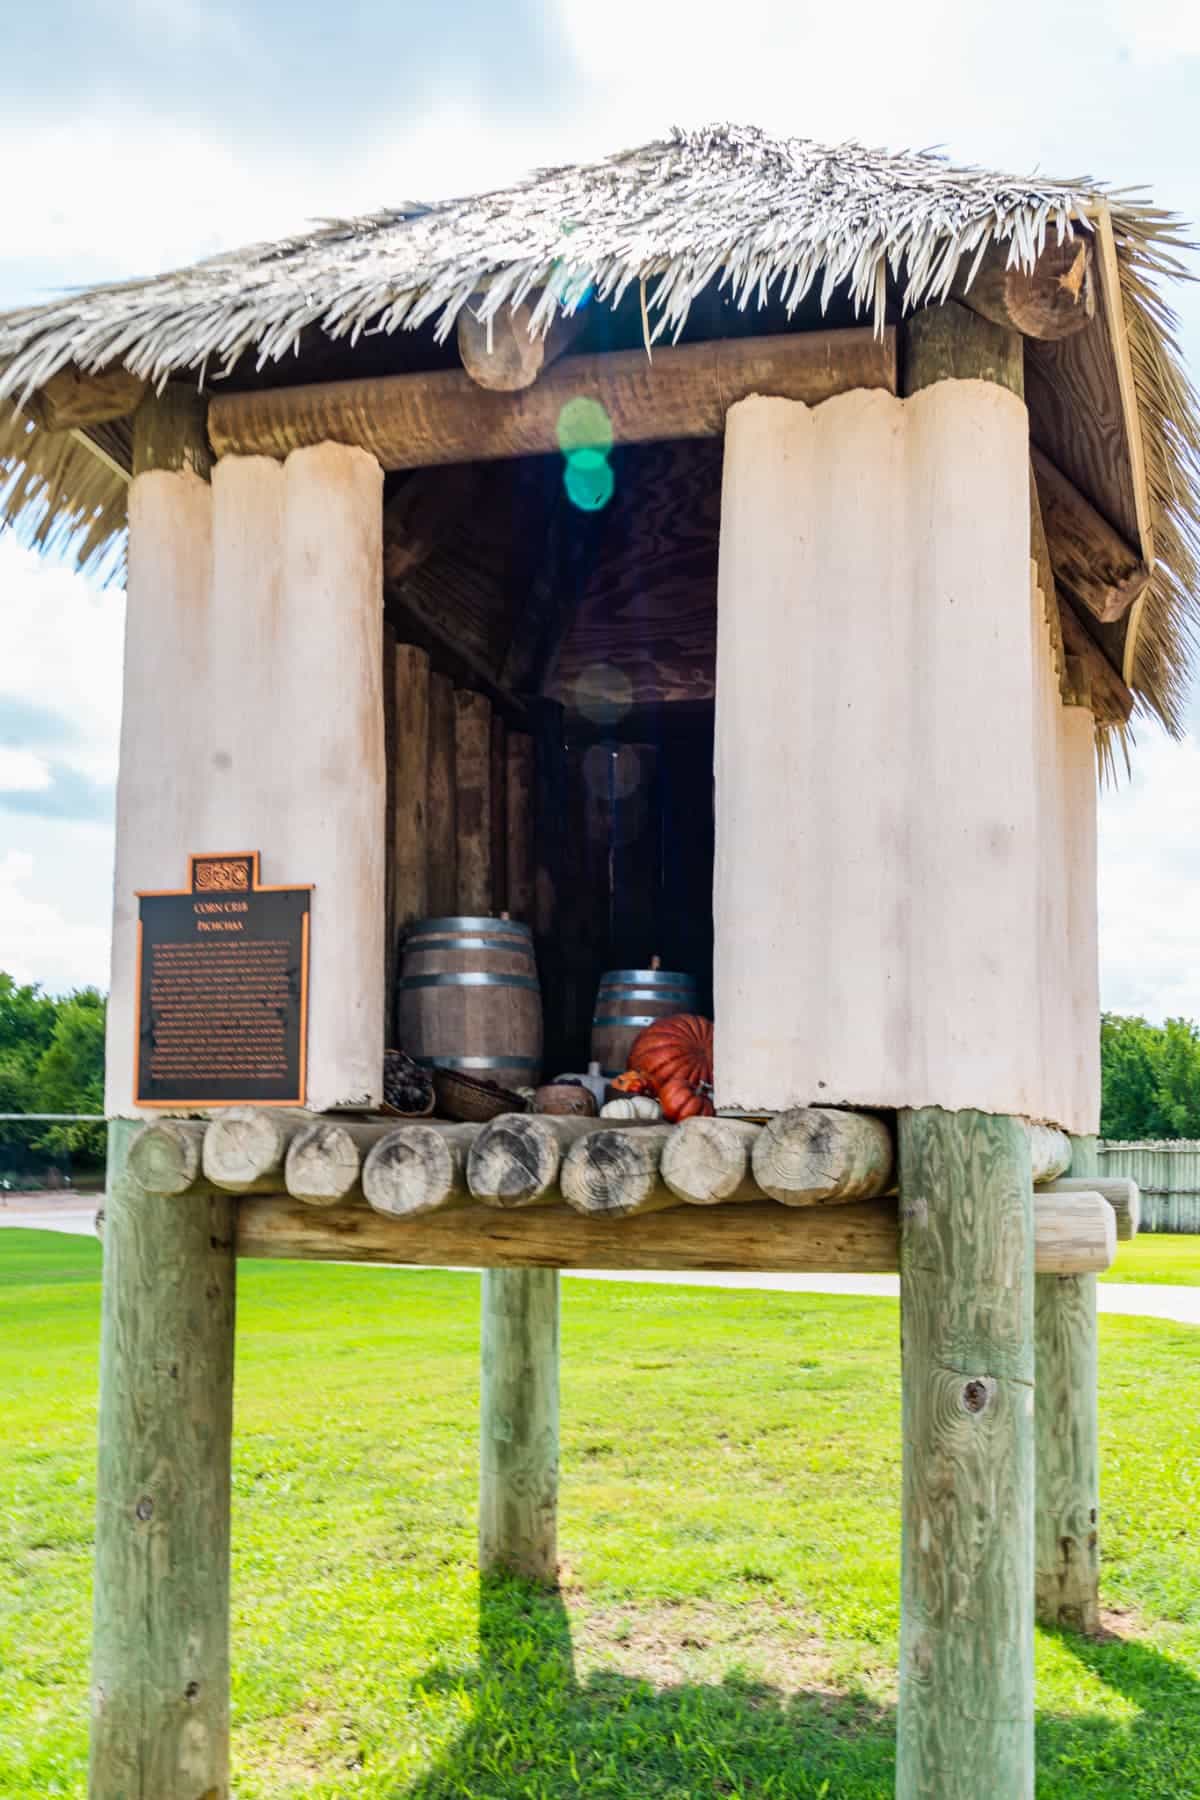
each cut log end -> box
[127,1119,206,1196]
[202,1106,299,1192]
[284,1121,362,1207]
[661,1116,761,1205]
[560,1125,676,1218]
[752,1107,895,1207]
[954,236,1096,341]
[363,1124,468,1219]
[469,1113,561,1207]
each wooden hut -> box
[2,124,1196,1799]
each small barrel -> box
[397,916,543,1092]
[590,967,697,1077]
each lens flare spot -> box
[557,396,614,457]
[563,448,614,512]
[575,662,632,727]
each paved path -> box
[5,1197,1199,1327]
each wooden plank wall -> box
[386,639,535,1045]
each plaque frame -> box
[134,851,312,1108]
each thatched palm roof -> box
[1,123,1197,733]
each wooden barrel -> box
[590,967,697,1077]
[397,917,543,1092]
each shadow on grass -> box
[400,1578,1200,1799]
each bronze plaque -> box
[135,853,311,1107]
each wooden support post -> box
[1035,1133,1101,1634]
[490,714,508,915]
[454,690,492,914]
[479,1269,560,1585]
[505,731,535,923]
[393,642,431,940]
[426,672,458,916]
[90,1119,235,1799]
[897,1108,1035,1797]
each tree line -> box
[1099,1011,1200,1141]
[0,972,106,1171]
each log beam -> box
[235,1188,1117,1276]
[1032,446,1150,627]
[90,1119,234,1798]
[362,1122,476,1218]
[458,298,587,392]
[897,1107,1035,1796]
[953,236,1095,341]
[25,363,147,432]
[207,329,898,469]
[1039,1174,1139,1242]
[752,1107,894,1206]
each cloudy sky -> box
[2,0,1199,1014]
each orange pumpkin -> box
[628,1014,714,1122]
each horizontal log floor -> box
[117,1109,1126,1275]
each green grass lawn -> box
[1105,1232,1200,1285]
[2,1230,1199,1798]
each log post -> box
[90,1118,236,1798]
[897,1107,1035,1796]
[479,1269,560,1584]
[426,672,458,915]
[1035,1133,1101,1634]
[454,690,493,914]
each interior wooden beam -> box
[382,464,485,587]
[1032,445,1150,626]
[24,363,147,432]
[208,328,898,469]
[1058,601,1134,724]
[953,236,1095,341]
[457,298,588,391]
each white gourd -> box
[599,1095,662,1121]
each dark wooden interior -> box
[383,430,721,1074]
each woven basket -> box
[433,1067,530,1123]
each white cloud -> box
[0,749,51,793]
[0,846,111,994]
[0,539,124,786]
[1098,729,1200,1022]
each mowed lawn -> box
[2,1232,1199,1799]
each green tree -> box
[34,989,107,1162]
[1099,1012,1165,1139]
[1153,1016,1200,1138]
